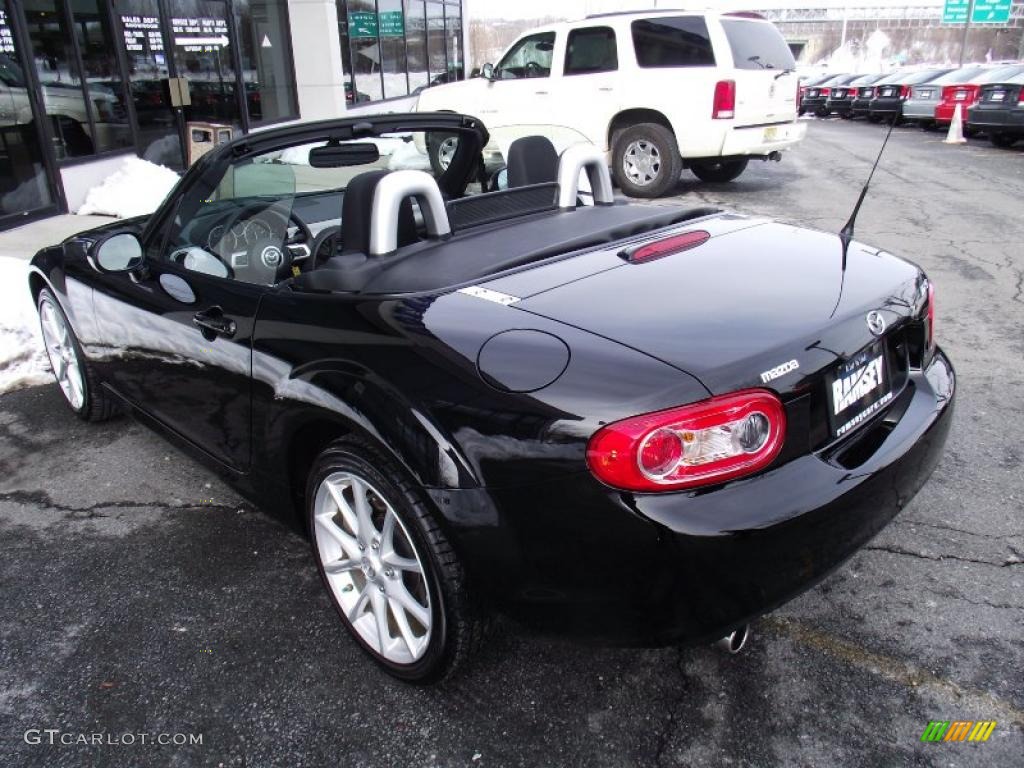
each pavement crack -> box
[652,645,688,768]
[0,488,238,516]
[864,543,1005,568]
[895,517,1024,540]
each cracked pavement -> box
[1,120,1023,766]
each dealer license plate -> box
[764,126,779,141]
[991,91,1005,101]
[827,340,893,439]
[919,89,932,99]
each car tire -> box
[427,131,459,176]
[36,288,120,422]
[990,132,1017,148]
[921,121,938,132]
[689,158,749,184]
[611,122,682,199]
[306,437,485,684]
[867,115,883,124]
[815,106,829,118]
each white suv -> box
[415,10,805,197]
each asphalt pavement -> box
[1,120,1022,767]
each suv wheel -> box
[689,158,749,184]
[307,437,484,683]
[37,288,119,421]
[612,123,682,199]
[427,132,459,175]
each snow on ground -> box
[0,257,51,395]
[77,157,180,219]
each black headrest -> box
[340,170,418,255]
[507,136,559,188]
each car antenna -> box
[839,113,898,260]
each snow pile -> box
[0,257,51,395]
[77,157,180,219]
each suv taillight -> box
[713,80,736,119]
[586,390,786,492]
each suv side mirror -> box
[90,231,143,273]
[481,62,494,81]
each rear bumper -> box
[870,98,903,116]
[828,100,855,114]
[442,350,956,645]
[966,107,1024,132]
[851,99,872,116]
[720,121,806,157]
[902,101,938,120]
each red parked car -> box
[934,64,1024,128]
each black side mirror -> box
[89,231,144,274]
[481,63,494,81]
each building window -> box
[337,0,462,104]
[234,0,299,124]
[23,0,133,160]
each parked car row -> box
[799,63,1024,148]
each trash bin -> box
[187,122,234,166]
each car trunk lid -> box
[511,221,924,400]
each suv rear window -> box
[721,18,795,71]
[631,17,715,68]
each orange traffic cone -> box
[944,104,967,144]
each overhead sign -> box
[349,10,405,38]
[942,0,1012,24]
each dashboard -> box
[205,216,280,255]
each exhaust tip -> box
[768,151,782,162]
[715,624,750,654]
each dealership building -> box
[1,0,1021,230]
[0,0,465,229]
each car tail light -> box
[900,85,912,99]
[713,80,736,119]
[622,231,710,264]
[1018,90,1024,105]
[586,390,786,492]
[821,87,831,97]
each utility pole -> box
[958,0,975,67]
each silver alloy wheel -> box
[313,471,432,664]
[437,136,458,171]
[622,139,662,187]
[38,297,85,411]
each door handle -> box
[535,90,549,95]
[598,87,614,92]
[193,307,236,338]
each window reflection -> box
[73,0,132,152]
[0,3,56,218]
[405,0,427,93]
[234,0,298,124]
[378,0,407,99]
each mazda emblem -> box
[866,311,886,336]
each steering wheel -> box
[215,202,314,284]
[524,60,544,78]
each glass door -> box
[168,0,242,133]
[116,0,185,169]
[0,0,61,225]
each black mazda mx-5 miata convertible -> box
[28,113,954,682]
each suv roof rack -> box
[584,8,687,19]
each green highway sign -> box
[942,0,1012,24]
[379,10,404,37]
[349,10,405,39]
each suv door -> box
[717,16,798,125]
[559,25,621,149]
[480,31,559,128]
